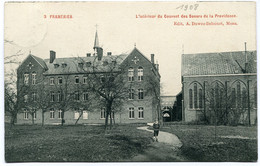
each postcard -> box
[4,1,257,163]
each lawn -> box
[5,124,152,162]
[161,124,258,162]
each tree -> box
[76,55,130,129]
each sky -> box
[4,1,256,95]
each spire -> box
[93,25,100,49]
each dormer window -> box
[86,61,91,67]
[78,62,84,68]
[112,60,116,65]
[62,62,67,68]
[103,61,108,66]
[54,64,59,68]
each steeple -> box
[93,30,100,50]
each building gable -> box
[17,54,47,74]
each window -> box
[128,68,134,82]
[254,86,257,108]
[51,91,55,102]
[57,91,62,102]
[75,76,79,84]
[83,77,87,84]
[33,109,36,119]
[83,111,88,119]
[129,107,135,119]
[194,83,198,108]
[100,75,105,83]
[75,91,80,101]
[138,107,144,119]
[83,92,88,101]
[101,108,106,119]
[58,110,62,119]
[32,73,36,85]
[138,89,144,99]
[74,111,80,119]
[24,110,29,119]
[24,74,29,85]
[129,89,134,100]
[50,77,54,85]
[199,89,203,108]
[138,67,143,81]
[189,89,193,109]
[32,92,36,101]
[58,77,62,84]
[236,82,241,108]
[50,109,55,119]
[24,95,28,103]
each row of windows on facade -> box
[23,67,144,85]
[23,89,144,102]
[23,107,145,120]
[189,82,257,109]
[128,67,144,82]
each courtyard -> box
[5,123,257,162]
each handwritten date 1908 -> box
[176,4,199,11]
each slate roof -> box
[31,55,48,69]
[43,54,128,75]
[182,51,257,76]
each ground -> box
[161,124,258,162]
[5,123,258,162]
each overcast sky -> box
[4,1,256,95]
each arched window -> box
[128,68,134,82]
[199,89,203,108]
[32,72,36,85]
[194,83,198,108]
[254,85,257,108]
[137,67,143,81]
[231,80,247,109]
[189,89,193,109]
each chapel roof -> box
[182,50,257,76]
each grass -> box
[5,124,152,162]
[161,124,258,162]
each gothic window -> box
[138,89,144,99]
[129,89,134,100]
[254,85,257,108]
[138,107,144,119]
[33,110,36,119]
[24,73,29,85]
[32,72,36,85]
[129,107,135,119]
[138,67,143,81]
[231,80,247,109]
[189,89,193,109]
[194,83,198,108]
[199,89,203,108]
[128,68,134,82]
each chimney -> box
[151,54,154,64]
[107,52,112,56]
[50,50,56,63]
[86,53,91,57]
[97,47,103,61]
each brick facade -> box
[16,48,160,125]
